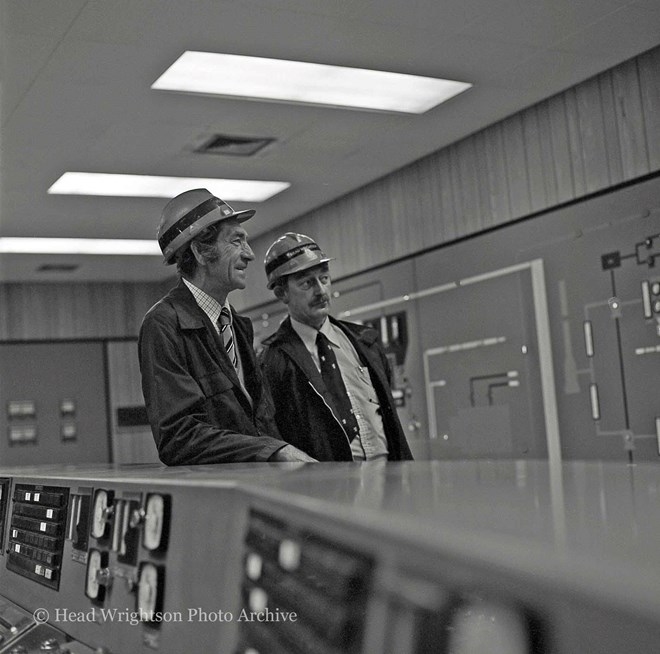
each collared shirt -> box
[290,317,388,461]
[182,278,249,396]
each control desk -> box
[0,460,659,653]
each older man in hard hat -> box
[260,233,413,462]
[138,190,316,465]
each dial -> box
[143,494,170,552]
[85,548,108,601]
[91,489,113,540]
[137,562,164,622]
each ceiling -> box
[1,0,659,283]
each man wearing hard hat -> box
[138,190,316,465]
[260,233,413,462]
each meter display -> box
[137,562,165,622]
[91,489,113,540]
[143,493,171,552]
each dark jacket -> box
[260,316,413,462]
[138,280,285,465]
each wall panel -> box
[483,122,512,224]
[106,340,160,465]
[612,58,650,180]
[638,47,660,171]
[575,77,610,193]
[0,342,109,466]
[0,281,171,341]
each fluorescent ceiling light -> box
[152,52,471,114]
[48,173,290,201]
[0,238,162,256]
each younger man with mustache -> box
[260,233,413,462]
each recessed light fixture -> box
[152,52,471,114]
[47,173,290,201]
[0,238,161,256]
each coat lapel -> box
[232,312,260,405]
[274,318,348,418]
[332,317,391,393]
[171,281,253,408]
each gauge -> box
[85,548,108,601]
[143,494,171,552]
[91,489,114,540]
[137,562,165,622]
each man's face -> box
[281,263,331,330]
[205,219,255,295]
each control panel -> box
[1,462,660,654]
[7,484,69,590]
[238,509,374,654]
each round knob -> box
[129,507,146,529]
[96,567,112,587]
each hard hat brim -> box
[266,255,334,288]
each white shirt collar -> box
[290,316,338,351]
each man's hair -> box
[271,277,288,299]
[175,222,223,277]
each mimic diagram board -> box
[536,215,660,460]
[273,175,660,462]
[414,263,549,460]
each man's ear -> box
[274,284,289,304]
[190,241,206,266]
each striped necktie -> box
[219,307,238,369]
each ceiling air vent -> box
[195,134,275,157]
[37,264,79,273]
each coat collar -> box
[267,316,326,389]
[165,279,209,329]
[264,315,385,389]
[166,279,243,331]
[265,314,378,349]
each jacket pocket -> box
[198,370,234,397]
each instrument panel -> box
[1,461,660,653]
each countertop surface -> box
[2,459,659,615]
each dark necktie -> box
[316,331,360,441]
[219,307,238,369]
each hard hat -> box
[264,233,333,289]
[157,188,255,264]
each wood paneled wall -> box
[106,340,160,464]
[237,46,660,310]
[0,281,172,341]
